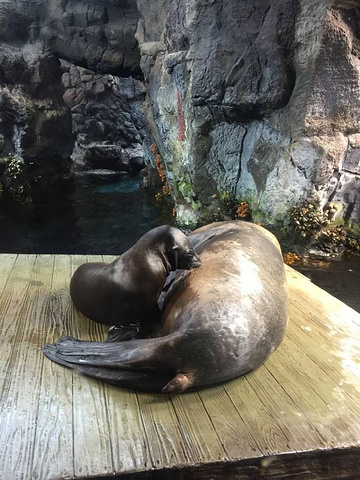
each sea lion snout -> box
[164,226,202,271]
[180,250,202,270]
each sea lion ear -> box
[167,245,178,271]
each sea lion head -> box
[161,226,202,271]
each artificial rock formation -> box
[0,2,73,202]
[41,0,141,76]
[0,0,142,202]
[0,0,359,233]
[61,61,146,175]
[136,0,360,228]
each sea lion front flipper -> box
[162,372,194,394]
[106,324,140,342]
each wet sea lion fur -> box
[69,225,201,341]
[44,221,288,394]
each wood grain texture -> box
[135,391,190,469]
[0,254,17,295]
[0,255,54,478]
[75,447,360,480]
[170,391,227,465]
[0,256,360,480]
[31,255,74,480]
[70,255,113,478]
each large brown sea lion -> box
[69,225,202,341]
[44,221,288,394]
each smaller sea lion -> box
[69,225,201,341]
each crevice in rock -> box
[236,127,248,190]
[344,195,357,222]
[290,155,309,180]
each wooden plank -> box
[31,255,74,480]
[265,343,360,448]
[135,392,190,469]
[286,266,360,331]
[0,254,17,295]
[287,281,360,388]
[103,255,118,263]
[288,310,360,401]
[0,255,54,479]
[92,446,360,480]
[0,254,35,337]
[196,384,262,460]
[244,365,327,450]
[0,254,37,479]
[0,255,37,397]
[1,257,359,479]
[170,392,227,465]
[105,386,153,474]
[224,367,325,457]
[71,255,114,478]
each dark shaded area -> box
[0,176,174,255]
[295,257,360,313]
[75,446,360,479]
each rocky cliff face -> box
[61,60,146,175]
[41,0,141,76]
[136,0,360,229]
[0,0,142,202]
[0,0,358,233]
[0,1,74,202]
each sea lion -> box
[44,221,288,393]
[69,225,202,341]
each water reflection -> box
[0,176,174,255]
[294,258,360,313]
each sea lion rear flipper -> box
[43,343,175,393]
[43,334,177,369]
[43,334,186,393]
[162,372,194,394]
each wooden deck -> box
[0,254,360,480]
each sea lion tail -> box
[162,372,194,394]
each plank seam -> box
[196,392,231,460]
[263,364,329,446]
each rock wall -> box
[136,0,360,228]
[61,60,146,175]
[0,0,142,202]
[40,0,141,76]
[0,0,358,230]
[0,1,73,202]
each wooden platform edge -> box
[81,446,360,480]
